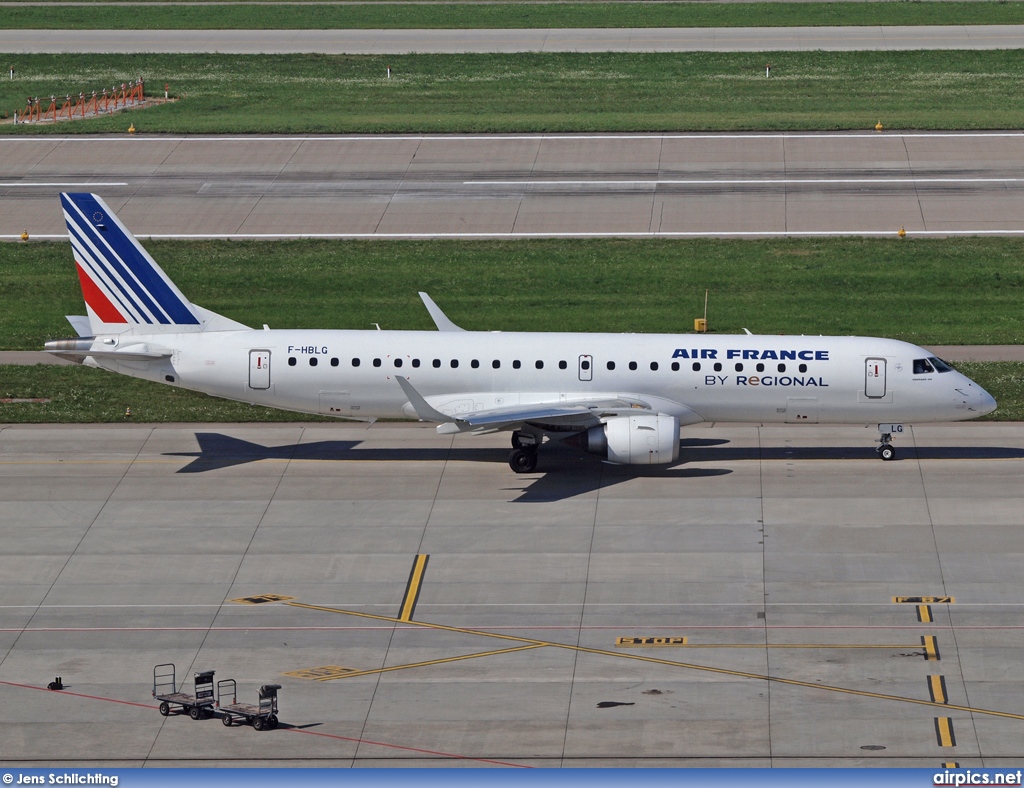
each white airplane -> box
[46,193,997,473]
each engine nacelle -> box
[577,414,680,465]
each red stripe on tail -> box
[76,261,127,324]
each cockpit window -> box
[913,358,935,375]
[929,356,954,373]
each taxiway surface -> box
[6,132,1024,238]
[1,421,1023,766]
[2,26,1024,53]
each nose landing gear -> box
[876,423,903,461]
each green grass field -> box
[3,362,1022,423]
[6,1,1024,29]
[5,51,1024,133]
[6,236,1024,351]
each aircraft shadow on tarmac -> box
[164,432,733,502]
[165,432,1024,501]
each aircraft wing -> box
[396,377,652,433]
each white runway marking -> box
[2,132,1024,142]
[8,230,1024,239]
[466,177,1024,186]
[0,181,128,187]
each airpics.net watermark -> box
[935,772,1024,786]
[3,775,117,787]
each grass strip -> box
[5,237,1024,350]
[5,51,1024,133]
[3,362,1022,423]
[7,1,1024,30]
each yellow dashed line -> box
[935,717,957,747]
[923,635,940,661]
[929,675,948,704]
[918,605,933,623]
[399,554,429,622]
[284,601,1024,722]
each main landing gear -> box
[509,431,539,473]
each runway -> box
[0,420,1022,766]
[5,132,1024,239]
[2,25,1024,53]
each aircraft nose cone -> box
[978,387,997,416]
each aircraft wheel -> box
[879,445,896,461]
[159,702,170,717]
[509,448,538,473]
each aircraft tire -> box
[879,445,896,461]
[509,448,538,473]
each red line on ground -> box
[0,680,156,709]
[0,680,531,767]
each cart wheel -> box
[222,714,232,727]
[189,706,202,720]
[159,702,170,716]
[267,715,278,730]
[253,717,265,731]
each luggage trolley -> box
[152,663,216,720]
[217,679,281,731]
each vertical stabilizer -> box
[62,192,202,335]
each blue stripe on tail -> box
[61,193,200,326]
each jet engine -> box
[572,414,681,465]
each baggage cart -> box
[152,663,216,720]
[217,679,280,731]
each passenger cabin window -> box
[929,357,953,373]
[581,360,590,370]
[607,361,616,371]
[288,357,296,367]
[629,362,638,371]
[559,360,568,370]
[671,362,680,371]
[756,363,764,372]
[512,360,521,369]
[692,362,701,372]
[735,363,743,372]
[777,363,786,373]
[536,360,544,370]
[331,358,339,367]
[394,358,403,368]
[352,358,360,367]
[492,360,500,369]
[650,362,659,371]
[714,362,722,372]
[373,358,382,368]
[309,357,318,366]
[451,359,459,368]
[471,359,480,369]
[433,359,441,368]
[412,359,420,368]
[798,363,807,373]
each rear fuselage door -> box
[249,349,271,390]
[865,357,886,398]
[579,354,593,382]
